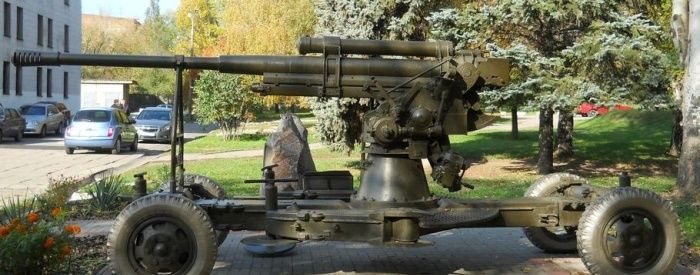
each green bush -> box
[0,196,80,274]
[87,176,129,212]
[38,176,82,211]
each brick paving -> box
[77,219,699,274]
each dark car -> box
[0,107,26,142]
[37,101,71,124]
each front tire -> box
[107,193,218,274]
[65,148,74,154]
[523,173,588,253]
[39,125,47,138]
[577,187,682,275]
[162,174,229,245]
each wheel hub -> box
[603,211,663,272]
[129,217,196,274]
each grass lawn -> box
[124,110,699,250]
[184,121,319,153]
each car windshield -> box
[74,110,111,122]
[137,110,171,121]
[20,106,46,115]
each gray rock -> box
[262,113,316,193]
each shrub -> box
[145,164,170,191]
[38,176,82,211]
[0,196,80,274]
[87,175,129,212]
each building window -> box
[63,72,68,98]
[36,67,42,96]
[16,6,21,40]
[37,15,42,46]
[46,69,52,97]
[47,18,52,48]
[63,25,69,52]
[15,66,21,95]
[2,62,9,95]
[3,2,10,38]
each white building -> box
[1,0,81,112]
[80,80,133,109]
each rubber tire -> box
[0,129,3,143]
[111,138,121,155]
[577,187,682,275]
[55,123,63,135]
[523,173,587,253]
[130,136,138,152]
[162,174,229,245]
[39,125,47,138]
[65,148,74,155]
[107,193,218,274]
[14,130,22,142]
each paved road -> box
[0,122,216,199]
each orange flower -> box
[15,224,27,233]
[27,212,39,223]
[43,236,55,249]
[10,218,20,227]
[64,224,81,235]
[60,245,71,257]
[0,225,10,237]
[51,208,62,218]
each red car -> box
[577,103,633,117]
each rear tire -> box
[130,136,138,152]
[523,173,587,253]
[14,131,22,142]
[65,148,74,154]
[0,129,3,143]
[108,193,218,274]
[55,123,63,135]
[162,174,229,245]
[577,187,681,275]
[111,138,121,155]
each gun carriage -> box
[13,36,682,275]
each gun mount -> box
[12,37,682,275]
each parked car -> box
[37,101,72,124]
[19,103,65,137]
[134,107,172,143]
[64,108,138,154]
[577,103,633,117]
[0,107,26,142]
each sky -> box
[82,0,181,21]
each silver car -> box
[64,108,138,154]
[20,103,65,137]
[135,107,172,143]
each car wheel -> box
[65,148,74,154]
[130,136,138,152]
[14,131,22,142]
[55,123,63,135]
[578,187,682,275]
[587,110,598,118]
[107,194,218,274]
[111,138,122,155]
[523,173,588,253]
[40,125,47,138]
[0,129,3,143]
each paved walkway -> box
[75,220,699,275]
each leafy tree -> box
[173,0,222,56]
[192,71,258,140]
[311,0,457,152]
[217,0,316,109]
[430,1,674,173]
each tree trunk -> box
[511,106,519,140]
[675,0,700,193]
[537,107,554,174]
[555,111,574,158]
[274,103,280,113]
[669,107,683,157]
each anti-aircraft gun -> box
[13,37,682,275]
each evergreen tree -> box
[311,0,456,152]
